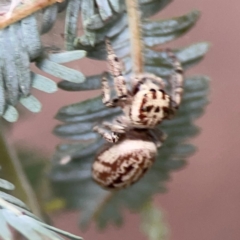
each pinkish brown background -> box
[8,0,240,239]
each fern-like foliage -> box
[0,7,86,122]
[50,0,210,229]
[0,166,82,240]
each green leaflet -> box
[65,0,82,50]
[3,210,43,240]
[0,12,86,122]
[143,10,199,36]
[48,50,86,63]
[95,0,113,21]
[0,211,12,240]
[144,42,210,77]
[31,73,57,93]
[1,28,19,105]
[9,23,31,96]
[58,73,103,91]
[0,167,82,240]
[36,59,85,83]
[143,10,200,46]
[77,0,124,45]
[40,221,83,240]
[56,96,104,117]
[21,216,65,240]
[54,122,95,137]
[108,0,121,13]
[3,106,19,122]
[21,15,42,60]
[57,0,69,13]
[56,107,120,124]
[0,191,29,210]
[41,4,58,35]
[20,95,42,113]
[57,141,103,162]
[140,0,173,18]
[88,14,127,42]
[85,14,105,30]
[81,0,96,46]
[0,179,15,191]
[61,132,98,141]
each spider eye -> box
[141,106,154,112]
[133,86,140,95]
[150,88,156,92]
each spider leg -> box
[167,49,184,109]
[102,74,114,107]
[93,125,121,143]
[105,39,128,100]
[101,74,123,108]
[132,73,166,90]
[102,121,126,133]
[113,115,131,127]
[147,74,165,89]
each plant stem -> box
[0,0,64,29]
[125,0,144,74]
[0,128,42,218]
[140,201,169,240]
[93,192,113,220]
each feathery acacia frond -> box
[0,0,210,233]
[50,0,210,229]
[0,6,86,122]
[0,166,82,240]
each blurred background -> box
[7,0,240,239]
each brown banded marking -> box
[105,39,128,99]
[150,88,157,99]
[162,101,176,119]
[166,49,184,109]
[129,87,171,127]
[92,138,157,189]
[159,89,166,99]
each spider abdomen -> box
[92,139,157,189]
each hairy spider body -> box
[129,74,172,127]
[92,39,183,189]
[92,129,161,189]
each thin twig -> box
[0,128,43,218]
[92,191,113,220]
[125,0,144,74]
[0,0,64,29]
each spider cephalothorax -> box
[129,73,172,127]
[92,39,184,189]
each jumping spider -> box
[92,39,183,189]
